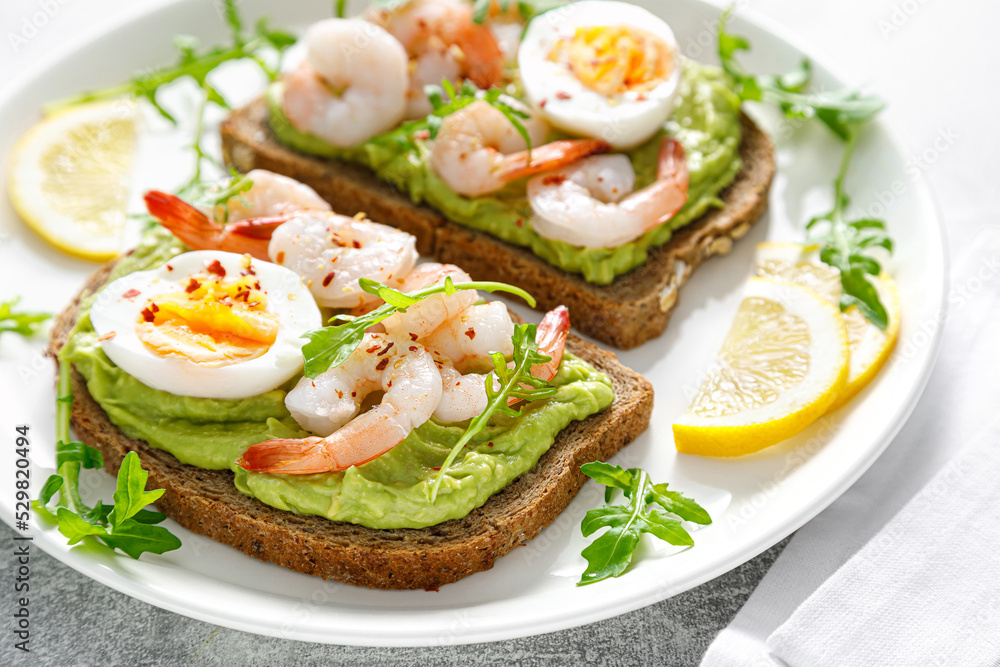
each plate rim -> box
[0,0,947,646]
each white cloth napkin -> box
[702,227,1000,666]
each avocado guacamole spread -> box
[266,60,743,285]
[60,227,614,528]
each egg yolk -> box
[549,25,673,97]
[135,272,279,366]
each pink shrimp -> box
[237,334,442,475]
[144,190,280,261]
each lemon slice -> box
[673,278,849,457]
[753,242,901,411]
[8,100,137,261]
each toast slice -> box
[221,98,775,349]
[50,263,654,590]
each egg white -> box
[89,250,322,400]
[518,0,682,150]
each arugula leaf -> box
[717,7,884,141]
[35,363,181,560]
[429,322,557,501]
[578,462,711,585]
[99,519,182,560]
[301,277,537,378]
[110,452,167,529]
[805,134,893,328]
[0,298,49,338]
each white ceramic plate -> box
[0,0,945,647]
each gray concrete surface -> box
[1,525,787,666]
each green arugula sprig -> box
[425,79,533,158]
[718,6,893,328]
[805,134,893,328]
[0,298,49,338]
[34,363,181,559]
[45,0,294,187]
[717,8,884,141]
[301,277,537,378]
[578,462,711,585]
[429,322,556,501]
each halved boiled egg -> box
[90,250,322,399]
[518,0,681,150]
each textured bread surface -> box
[222,99,775,348]
[50,265,654,589]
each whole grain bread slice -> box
[49,264,654,590]
[221,98,775,348]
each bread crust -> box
[50,264,654,589]
[221,99,775,348]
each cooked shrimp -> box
[432,305,570,423]
[422,301,515,373]
[282,19,409,147]
[380,263,480,341]
[144,170,330,260]
[218,169,331,222]
[145,191,281,261]
[146,189,418,309]
[430,100,610,197]
[269,212,418,309]
[238,334,442,474]
[527,136,690,248]
[367,0,505,118]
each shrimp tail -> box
[497,139,611,183]
[454,23,504,89]
[143,190,274,260]
[144,190,223,250]
[658,136,690,192]
[237,437,330,474]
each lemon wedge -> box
[673,278,849,457]
[753,242,901,411]
[8,100,137,261]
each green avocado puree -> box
[266,59,743,285]
[60,227,614,528]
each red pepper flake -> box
[542,174,567,186]
[414,129,431,141]
[311,381,316,388]
[464,327,476,340]
[424,586,440,593]
[351,391,357,398]
[366,343,381,354]
[248,301,260,307]
[375,357,390,371]
[254,281,261,290]
[165,264,173,271]
[122,289,141,299]
[352,240,362,249]
[276,251,285,265]
[555,91,572,100]
[140,307,156,323]
[408,345,418,352]
[97,331,116,342]
[431,466,441,471]
[185,278,201,293]
[487,442,494,447]
[336,389,343,399]
[377,342,394,356]
[322,271,336,287]
[455,381,461,386]
[149,303,159,313]
[387,380,393,388]
[515,218,523,228]
[409,333,418,341]
[539,99,548,109]
[206,259,226,277]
